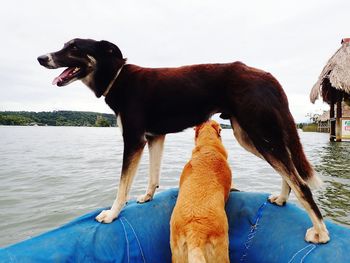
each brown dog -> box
[170,121,232,263]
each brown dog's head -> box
[194,120,222,141]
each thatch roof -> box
[310,38,350,104]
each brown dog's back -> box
[170,121,232,263]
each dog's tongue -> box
[52,67,75,85]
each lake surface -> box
[0,126,349,247]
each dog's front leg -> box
[137,135,166,203]
[96,136,146,223]
[268,179,291,206]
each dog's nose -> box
[37,55,49,65]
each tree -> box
[305,112,321,124]
[95,115,111,127]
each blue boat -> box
[0,189,349,262]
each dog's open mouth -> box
[52,67,82,86]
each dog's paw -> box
[95,209,118,224]
[305,227,330,244]
[137,193,153,203]
[268,194,287,206]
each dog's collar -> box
[103,65,124,97]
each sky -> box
[0,0,349,122]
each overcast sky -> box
[0,0,349,122]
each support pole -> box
[336,100,343,142]
[330,103,335,141]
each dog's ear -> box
[194,123,206,139]
[194,125,200,139]
[211,121,222,137]
[98,40,124,59]
[99,40,114,53]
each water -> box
[0,126,349,247]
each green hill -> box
[0,111,116,127]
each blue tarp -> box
[1,189,349,262]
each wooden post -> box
[330,102,335,141]
[336,100,343,142]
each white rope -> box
[287,244,316,263]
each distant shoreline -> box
[0,110,116,127]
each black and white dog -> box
[38,38,329,243]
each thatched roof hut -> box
[310,39,350,141]
[310,38,350,105]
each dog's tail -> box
[188,247,206,263]
[288,123,322,189]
